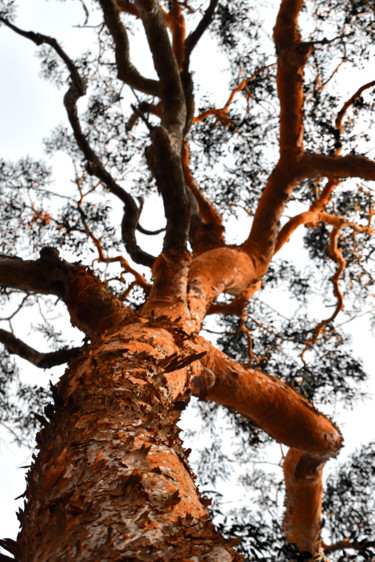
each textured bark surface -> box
[2,0,373,559]
[17,320,242,561]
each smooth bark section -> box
[273,0,306,155]
[192,342,342,457]
[243,161,300,264]
[0,329,81,368]
[243,0,310,263]
[190,341,342,557]
[283,449,326,558]
[299,152,375,181]
[188,248,259,329]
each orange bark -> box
[283,449,325,557]
[17,321,243,561]
[4,0,373,557]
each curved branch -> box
[183,0,219,72]
[0,329,81,368]
[181,140,225,254]
[98,0,159,96]
[335,79,375,140]
[0,16,154,268]
[0,250,131,339]
[275,176,340,253]
[243,0,312,263]
[188,339,342,557]
[193,63,276,126]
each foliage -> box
[0,0,374,559]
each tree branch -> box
[0,16,155,268]
[0,329,81,368]
[98,0,159,96]
[243,0,311,264]
[188,338,342,557]
[299,152,375,181]
[134,0,186,143]
[181,140,225,254]
[273,0,309,156]
[0,250,131,338]
[183,0,219,72]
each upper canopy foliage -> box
[0,0,374,559]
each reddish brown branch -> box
[181,140,225,254]
[243,1,312,264]
[335,79,375,140]
[191,340,342,456]
[275,177,340,253]
[299,152,375,181]
[167,3,186,70]
[193,64,276,126]
[188,339,342,557]
[273,0,309,155]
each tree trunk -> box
[17,319,242,561]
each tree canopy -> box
[0,0,374,560]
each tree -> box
[0,0,374,559]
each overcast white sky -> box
[0,0,374,550]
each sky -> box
[0,0,374,551]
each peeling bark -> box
[2,0,373,558]
[17,322,242,561]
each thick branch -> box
[129,0,189,252]
[273,0,308,155]
[0,251,131,338]
[243,160,300,265]
[242,1,311,263]
[98,0,159,95]
[299,152,375,181]
[187,248,260,329]
[283,449,326,557]
[191,341,342,456]
[0,329,81,368]
[134,0,186,144]
[189,339,342,558]
[0,251,66,298]
[146,127,190,251]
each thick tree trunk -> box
[17,319,242,561]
